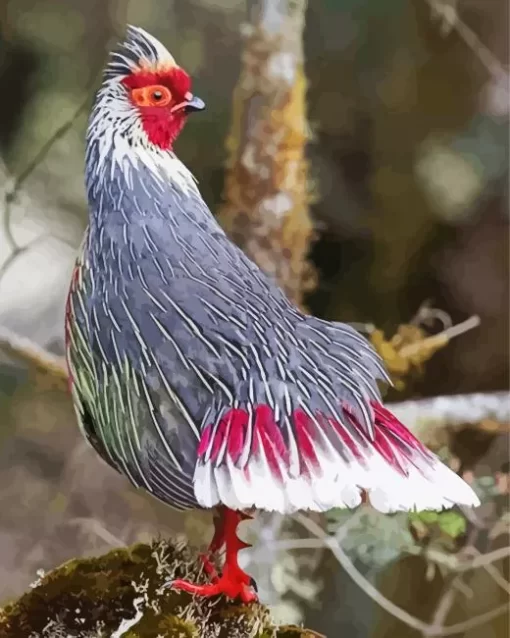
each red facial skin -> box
[122,67,192,150]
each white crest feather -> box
[85,26,198,196]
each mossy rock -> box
[0,538,320,638]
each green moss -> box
[0,539,319,638]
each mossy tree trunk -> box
[219,0,315,307]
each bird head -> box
[89,26,205,153]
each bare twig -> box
[410,301,453,331]
[0,68,98,293]
[422,575,460,637]
[8,99,91,199]
[462,546,510,597]
[66,517,125,548]
[429,602,509,636]
[293,512,432,633]
[369,313,481,388]
[294,512,510,636]
[397,315,480,359]
[457,546,510,572]
[388,391,510,442]
[407,545,510,576]
[424,0,507,80]
[1,93,91,253]
[0,325,67,378]
[269,530,510,597]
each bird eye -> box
[131,84,172,108]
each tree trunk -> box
[219,0,315,307]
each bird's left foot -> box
[169,507,258,603]
[171,563,258,603]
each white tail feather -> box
[194,449,480,514]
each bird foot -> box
[170,507,258,603]
[171,563,258,603]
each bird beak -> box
[184,94,205,113]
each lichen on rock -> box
[0,538,320,638]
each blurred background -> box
[0,1,508,637]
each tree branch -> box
[422,574,460,637]
[387,391,510,442]
[369,309,481,389]
[293,512,432,633]
[424,0,507,80]
[1,93,91,255]
[0,66,100,294]
[293,512,510,637]
[429,602,509,637]
[0,325,67,380]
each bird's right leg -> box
[171,507,258,603]
[199,509,226,581]
[199,507,254,581]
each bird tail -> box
[354,402,480,512]
[193,399,480,514]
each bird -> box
[65,25,480,604]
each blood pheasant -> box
[65,26,480,603]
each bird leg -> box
[198,510,225,581]
[171,507,258,603]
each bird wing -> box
[167,249,476,515]
[190,314,427,514]
[66,237,203,510]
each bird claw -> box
[168,508,258,603]
[170,569,258,604]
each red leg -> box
[199,510,225,580]
[171,507,258,603]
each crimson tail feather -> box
[193,400,480,514]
